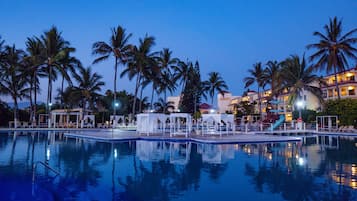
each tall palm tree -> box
[0,45,28,128]
[121,35,156,116]
[25,37,45,125]
[157,48,178,100]
[280,55,325,106]
[173,60,190,96]
[92,26,132,117]
[264,60,282,98]
[57,51,81,107]
[72,66,105,117]
[203,72,228,105]
[307,16,357,99]
[41,26,72,126]
[244,62,266,118]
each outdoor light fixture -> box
[210,109,215,114]
[48,102,53,107]
[114,102,119,107]
[296,100,304,108]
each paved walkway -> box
[63,130,302,144]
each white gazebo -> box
[201,114,235,136]
[169,113,192,138]
[316,115,338,131]
[50,108,92,128]
[136,113,169,135]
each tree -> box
[203,72,228,106]
[180,61,204,113]
[244,63,265,119]
[307,16,357,99]
[41,26,73,126]
[280,55,325,106]
[173,60,190,96]
[0,45,28,128]
[264,60,282,98]
[92,26,132,118]
[71,66,105,112]
[122,35,156,117]
[156,48,178,101]
[25,37,45,125]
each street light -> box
[296,100,304,119]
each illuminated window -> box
[349,87,355,96]
[341,87,347,96]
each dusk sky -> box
[1,0,357,103]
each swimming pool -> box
[0,131,356,201]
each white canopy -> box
[136,113,169,135]
[169,113,192,137]
[200,114,235,136]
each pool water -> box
[0,131,357,201]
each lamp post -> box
[48,102,52,128]
[113,102,119,128]
[296,100,304,130]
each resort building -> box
[217,92,239,114]
[322,67,357,100]
[167,96,181,112]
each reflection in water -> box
[0,132,357,201]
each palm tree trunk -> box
[47,64,52,127]
[151,83,155,109]
[29,77,34,124]
[333,65,341,100]
[61,75,65,108]
[34,72,37,127]
[113,58,118,118]
[13,97,18,129]
[139,85,144,113]
[132,74,141,118]
[163,90,167,113]
[258,87,262,120]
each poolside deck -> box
[63,130,302,144]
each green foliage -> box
[0,102,12,127]
[234,101,256,117]
[180,61,202,114]
[321,99,357,126]
[292,109,317,123]
[193,111,201,120]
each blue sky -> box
[0,0,357,103]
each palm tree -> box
[25,37,45,125]
[203,72,228,105]
[173,60,190,96]
[244,62,266,118]
[264,60,282,98]
[57,51,81,107]
[41,26,72,126]
[307,17,357,99]
[157,48,178,100]
[280,55,325,106]
[92,26,132,117]
[121,35,156,117]
[71,66,105,122]
[0,45,28,128]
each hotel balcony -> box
[323,85,357,100]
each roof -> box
[199,103,212,109]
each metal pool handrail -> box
[32,161,60,183]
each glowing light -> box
[296,100,304,108]
[46,148,50,160]
[114,148,118,158]
[114,102,119,107]
[298,157,305,166]
[48,102,53,107]
[346,73,354,77]
[209,109,215,114]
[348,86,355,90]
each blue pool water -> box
[0,131,357,201]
